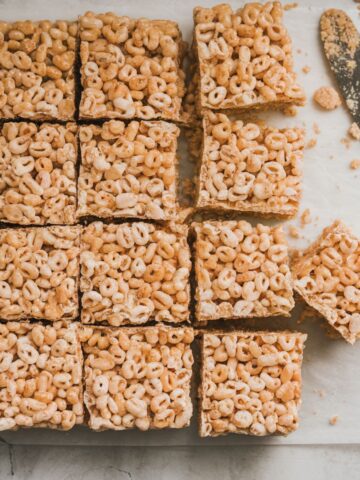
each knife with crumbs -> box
[320,9,360,127]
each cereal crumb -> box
[313,122,320,135]
[341,137,352,149]
[350,159,360,170]
[313,388,326,398]
[313,86,342,110]
[302,65,311,74]
[300,208,311,227]
[306,138,317,149]
[329,416,339,426]
[288,225,300,238]
[282,105,298,117]
[284,2,298,10]
[349,122,360,140]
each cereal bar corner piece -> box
[0,122,77,225]
[78,120,179,221]
[193,2,305,111]
[0,226,80,321]
[194,220,294,322]
[80,222,191,326]
[0,321,83,431]
[0,19,77,120]
[199,330,307,437]
[79,12,186,121]
[197,112,305,217]
[292,220,360,344]
[81,325,194,431]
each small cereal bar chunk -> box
[81,325,194,431]
[79,12,185,121]
[199,330,306,437]
[194,220,294,322]
[81,222,191,326]
[0,19,77,120]
[0,321,83,431]
[193,2,305,112]
[292,221,360,344]
[0,226,80,321]
[197,113,305,217]
[0,122,77,225]
[78,120,179,221]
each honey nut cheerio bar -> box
[0,321,83,431]
[80,222,191,326]
[0,19,77,120]
[0,226,80,321]
[292,220,360,344]
[81,325,194,431]
[0,122,77,225]
[199,330,306,437]
[194,220,294,322]
[196,112,305,218]
[79,12,186,121]
[193,2,305,112]
[78,120,179,221]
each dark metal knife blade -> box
[320,9,360,126]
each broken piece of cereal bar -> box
[292,220,360,344]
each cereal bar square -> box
[79,12,186,121]
[292,221,360,344]
[81,222,191,326]
[78,120,179,221]
[193,2,305,112]
[0,226,80,321]
[0,122,77,225]
[0,19,77,120]
[81,325,194,431]
[194,220,294,322]
[0,321,83,431]
[196,113,305,217]
[199,330,306,437]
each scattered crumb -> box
[350,159,360,170]
[282,105,298,117]
[330,155,334,159]
[313,388,326,398]
[288,225,300,238]
[341,137,352,149]
[306,138,317,149]
[284,2,298,10]
[300,208,311,227]
[296,48,302,54]
[313,86,342,110]
[349,122,360,140]
[313,122,320,135]
[329,416,339,426]
[302,65,311,74]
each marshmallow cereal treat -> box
[79,12,186,121]
[78,120,179,221]
[194,220,294,322]
[0,321,83,431]
[0,122,77,225]
[193,2,305,112]
[292,221,360,344]
[0,19,77,120]
[199,330,306,437]
[80,222,191,326]
[81,325,194,431]
[0,226,80,321]
[196,112,305,217]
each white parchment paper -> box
[1,0,360,445]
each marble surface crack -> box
[0,436,15,476]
